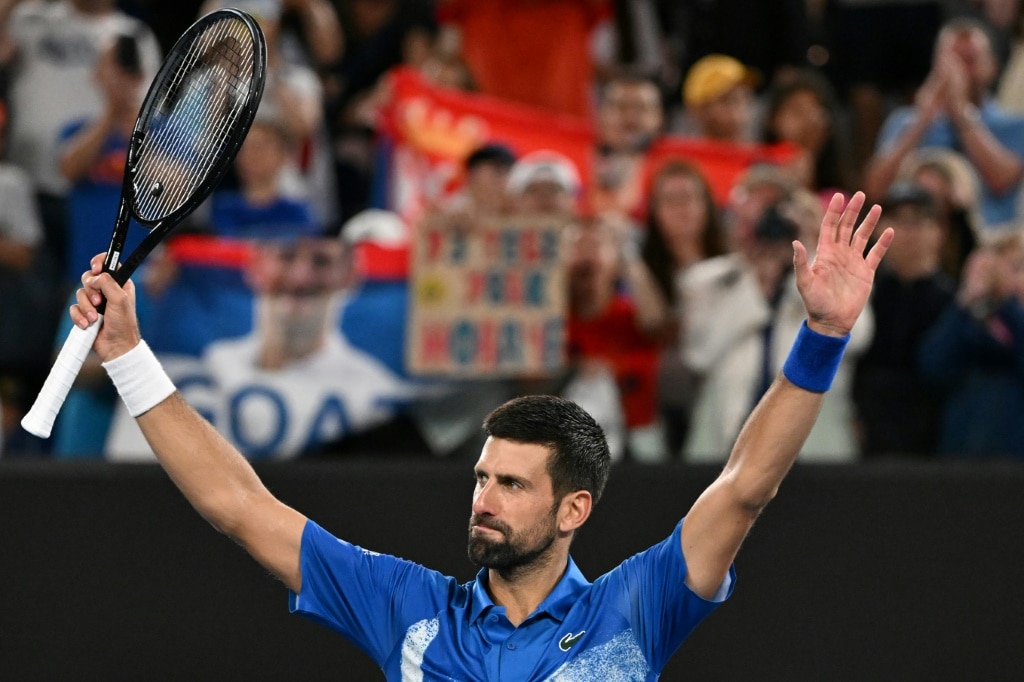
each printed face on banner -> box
[102,234,416,462]
[407,213,568,377]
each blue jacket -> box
[919,299,1024,458]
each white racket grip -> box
[21,315,103,438]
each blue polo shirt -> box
[289,518,733,680]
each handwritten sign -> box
[407,213,568,377]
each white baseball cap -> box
[506,150,581,196]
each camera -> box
[753,203,798,243]
[114,33,142,76]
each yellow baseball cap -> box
[683,54,758,107]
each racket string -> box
[137,23,251,215]
[133,17,257,222]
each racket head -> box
[124,8,267,233]
[25,10,266,438]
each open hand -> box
[793,192,894,337]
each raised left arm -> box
[679,192,894,599]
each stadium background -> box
[3,460,1022,679]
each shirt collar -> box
[469,556,590,625]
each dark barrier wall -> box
[2,460,1023,681]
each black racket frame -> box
[104,8,267,288]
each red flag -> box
[378,67,797,217]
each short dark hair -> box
[465,143,516,171]
[482,395,612,504]
[599,71,661,105]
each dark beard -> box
[467,516,557,574]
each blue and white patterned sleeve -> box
[288,519,454,665]
[608,518,735,673]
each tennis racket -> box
[21,8,267,438]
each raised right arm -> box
[73,258,307,592]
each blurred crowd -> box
[2,0,1024,462]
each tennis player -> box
[71,191,891,680]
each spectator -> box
[824,0,943,173]
[680,184,873,461]
[897,147,982,281]
[762,68,853,194]
[57,32,148,288]
[143,118,318,359]
[865,16,1024,230]
[639,159,727,457]
[723,163,797,253]
[506,149,581,218]
[681,54,758,144]
[659,0,811,109]
[52,33,152,458]
[325,0,437,223]
[440,142,516,216]
[416,39,475,92]
[207,120,318,240]
[589,73,665,218]
[0,0,159,272]
[205,0,337,225]
[565,210,668,462]
[919,229,1024,458]
[852,182,956,458]
[0,100,48,452]
[595,73,664,155]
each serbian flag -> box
[377,67,796,221]
[378,67,593,222]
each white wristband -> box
[102,340,176,417]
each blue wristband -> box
[782,321,850,393]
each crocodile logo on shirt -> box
[558,630,585,652]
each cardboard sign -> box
[407,213,567,377]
